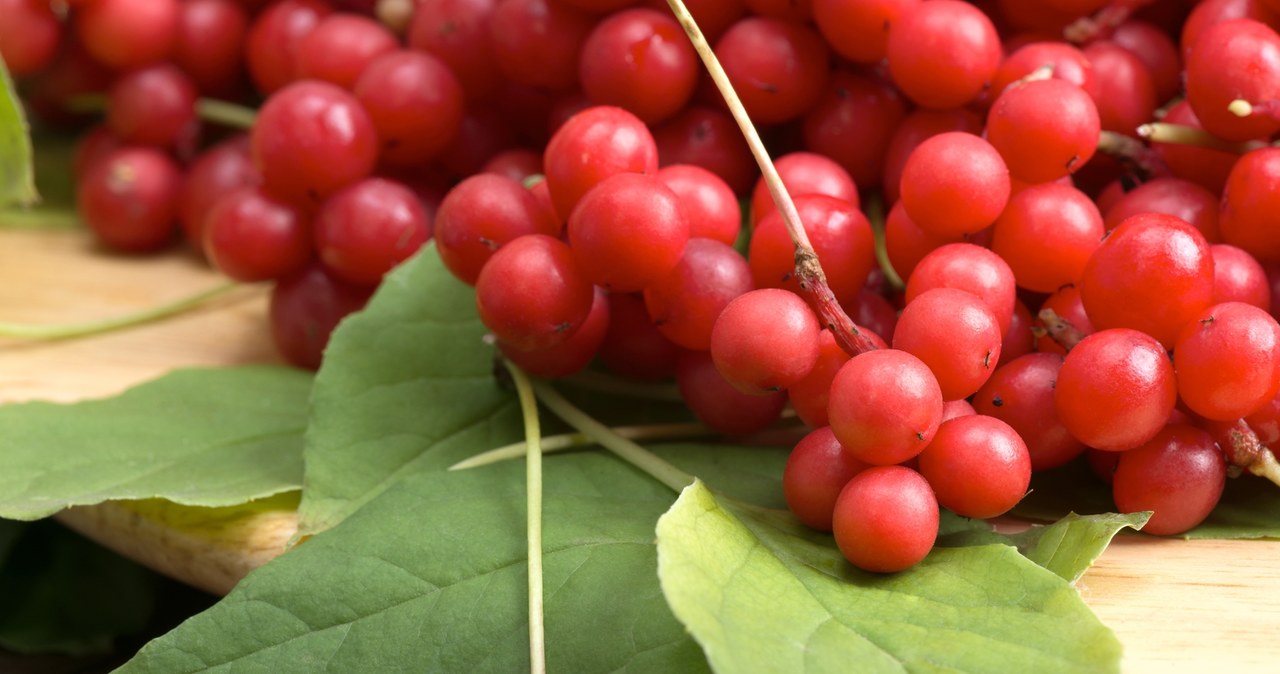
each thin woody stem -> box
[663,0,878,358]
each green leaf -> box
[0,366,310,520]
[656,481,1123,674]
[1011,459,1280,540]
[118,454,707,673]
[0,519,155,655]
[0,58,38,207]
[298,245,522,537]
[938,511,1151,582]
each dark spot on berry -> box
[991,395,1003,407]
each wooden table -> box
[2,227,1278,672]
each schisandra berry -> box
[708,288,821,395]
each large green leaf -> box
[0,58,37,207]
[938,511,1150,582]
[298,246,523,537]
[656,481,1124,674]
[0,366,310,520]
[118,454,708,673]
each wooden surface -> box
[2,227,1279,672]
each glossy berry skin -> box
[489,0,594,92]
[269,263,373,370]
[1081,40,1157,138]
[749,151,859,226]
[1054,328,1177,452]
[76,0,180,70]
[906,243,1017,335]
[474,234,595,352]
[1103,177,1220,242]
[676,349,788,436]
[500,287,609,379]
[543,106,659,217]
[1185,19,1280,142]
[204,186,312,282]
[0,0,62,76]
[1150,100,1240,196]
[314,178,432,287]
[801,69,908,191]
[789,328,886,429]
[76,147,182,253]
[652,106,756,196]
[173,0,250,97]
[295,13,399,89]
[985,78,1099,184]
[892,288,1002,401]
[655,164,741,245]
[828,349,944,466]
[643,238,754,351]
[578,8,698,124]
[714,17,830,124]
[106,64,199,149]
[899,132,1010,238]
[1173,302,1280,421]
[432,174,561,286]
[353,50,465,167]
[988,41,1096,103]
[244,0,332,94]
[709,288,821,394]
[885,0,1001,109]
[178,135,259,250]
[1219,147,1280,265]
[990,182,1103,294]
[251,80,379,207]
[1080,212,1215,349]
[813,0,919,64]
[749,194,874,307]
[567,173,690,292]
[881,107,983,205]
[1211,244,1271,310]
[918,414,1031,519]
[973,353,1085,471]
[783,426,869,532]
[832,466,939,573]
[1113,424,1226,536]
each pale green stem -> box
[529,379,695,493]
[68,94,256,130]
[863,193,904,292]
[503,361,546,674]
[195,98,257,130]
[1136,122,1260,155]
[449,422,716,471]
[0,281,240,340]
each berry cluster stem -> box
[501,361,547,674]
[529,378,695,493]
[0,281,240,340]
[664,0,879,358]
[1217,419,1280,488]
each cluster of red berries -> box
[9,0,1280,573]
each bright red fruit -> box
[832,466,939,573]
[828,349,944,466]
[709,288,821,394]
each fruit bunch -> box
[7,0,1280,574]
